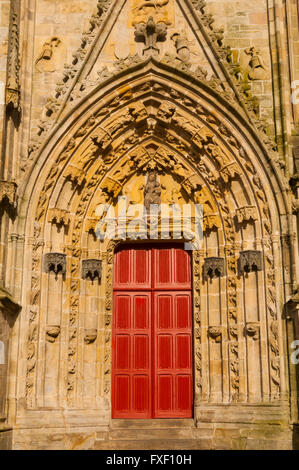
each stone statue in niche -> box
[144,172,162,211]
[134,16,168,56]
[240,47,268,80]
[171,33,191,63]
[35,37,61,72]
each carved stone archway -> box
[7,59,294,446]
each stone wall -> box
[0,0,298,450]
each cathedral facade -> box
[0,0,299,450]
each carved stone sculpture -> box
[204,257,225,278]
[134,16,167,56]
[82,260,102,281]
[46,326,61,343]
[0,284,21,315]
[144,172,162,211]
[171,33,191,62]
[132,0,171,26]
[245,322,260,341]
[208,327,222,343]
[0,181,18,209]
[35,37,61,72]
[84,329,98,344]
[236,206,258,224]
[44,253,66,275]
[239,250,262,274]
[48,208,70,226]
[244,47,268,80]
[6,6,20,112]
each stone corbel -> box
[64,165,85,187]
[101,177,123,199]
[0,181,18,210]
[239,250,262,274]
[0,285,21,315]
[84,329,97,344]
[203,257,225,278]
[245,322,260,341]
[220,162,241,183]
[46,325,60,343]
[82,259,102,281]
[208,326,222,343]
[44,253,66,275]
[236,206,258,224]
[203,214,221,232]
[48,208,70,227]
[84,218,99,234]
[91,128,112,151]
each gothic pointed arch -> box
[2,0,298,450]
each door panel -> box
[153,247,191,290]
[112,292,151,418]
[154,291,193,418]
[112,245,193,419]
[114,247,151,289]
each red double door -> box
[112,244,193,419]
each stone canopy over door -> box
[112,244,193,419]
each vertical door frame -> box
[105,240,201,420]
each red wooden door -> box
[112,245,193,419]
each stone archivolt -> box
[20,63,289,411]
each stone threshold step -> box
[110,419,195,429]
[109,428,194,440]
[94,439,211,450]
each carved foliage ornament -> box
[6,3,21,112]
[44,253,66,275]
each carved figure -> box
[144,172,162,211]
[241,47,268,80]
[134,16,167,56]
[171,32,190,62]
[35,37,61,72]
